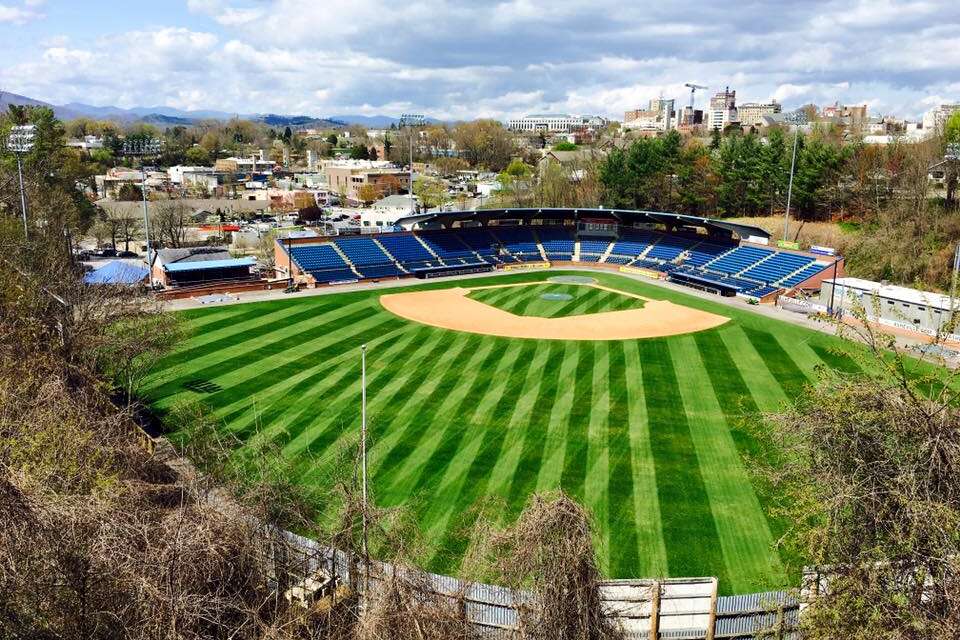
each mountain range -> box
[0,91,440,129]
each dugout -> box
[153,247,257,288]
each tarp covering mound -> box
[83,260,149,285]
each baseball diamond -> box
[144,269,866,595]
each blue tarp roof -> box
[163,257,255,273]
[83,260,149,285]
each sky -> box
[1,0,959,121]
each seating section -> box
[684,242,734,266]
[417,231,477,262]
[537,227,575,259]
[492,227,541,259]
[705,245,774,275]
[333,237,392,266]
[609,229,659,259]
[741,252,814,284]
[579,237,612,258]
[377,234,434,264]
[291,227,829,300]
[779,262,827,288]
[646,235,697,262]
[332,237,402,280]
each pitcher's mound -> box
[380,283,728,341]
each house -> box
[322,160,410,204]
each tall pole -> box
[140,161,152,277]
[360,344,370,599]
[828,258,839,316]
[16,155,28,240]
[783,131,799,243]
[287,236,293,286]
[949,244,960,331]
[409,128,415,215]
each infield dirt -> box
[379,282,729,340]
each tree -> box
[349,144,370,160]
[413,177,447,210]
[553,141,578,151]
[184,145,210,165]
[752,313,960,638]
[116,183,143,202]
[357,183,380,205]
[451,119,516,171]
[150,201,191,250]
[944,112,960,208]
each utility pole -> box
[782,110,809,243]
[7,125,36,240]
[360,344,370,600]
[949,243,960,331]
[122,138,163,283]
[399,114,425,215]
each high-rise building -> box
[623,99,676,133]
[738,101,781,127]
[707,87,738,130]
[922,104,960,134]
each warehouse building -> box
[820,277,959,339]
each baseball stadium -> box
[145,208,860,597]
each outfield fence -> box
[268,528,800,639]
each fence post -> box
[649,580,661,640]
[706,577,719,640]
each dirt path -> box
[379,285,729,341]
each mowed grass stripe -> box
[742,327,811,399]
[673,336,785,594]
[291,328,462,463]
[381,337,502,498]
[401,337,514,499]
[607,341,638,577]
[623,340,668,577]
[232,327,421,445]
[502,341,567,517]
[145,300,374,402]
[197,311,403,414]
[560,342,595,501]
[639,339,728,585]
[808,342,863,374]
[430,340,541,573]
[217,318,407,439]
[149,299,341,378]
[371,334,487,488]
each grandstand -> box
[275,208,841,300]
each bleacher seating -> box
[609,228,659,259]
[377,234,434,265]
[355,263,403,278]
[491,226,541,259]
[704,245,774,275]
[683,241,734,266]
[779,262,827,287]
[604,255,633,265]
[417,231,476,262]
[646,234,697,262]
[579,237,612,257]
[579,254,600,262]
[741,251,814,284]
[537,227,575,259]
[333,237,393,266]
[290,244,349,271]
[458,228,501,258]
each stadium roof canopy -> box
[394,208,770,240]
[83,260,149,285]
[163,257,256,273]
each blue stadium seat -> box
[537,227,575,260]
[333,237,393,266]
[310,267,358,283]
[705,246,774,275]
[741,251,814,284]
[417,231,477,261]
[684,241,735,266]
[779,262,828,287]
[490,227,541,259]
[290,244,350,271]
[579,237,612,255]
[377,234,434,265]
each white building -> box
[922,104,960,136]
[507,114,608,133]
[66,135,104,150]
[361,194,418,229]
[707,88,738,131]
[168,165,215,185]
[737,102,781,127]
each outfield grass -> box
[467,282,644,318]
[144,270,869,594]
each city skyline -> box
[1,0,958,122]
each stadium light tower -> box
[121,138,163,278]
[7,124,36,239]
[782,110,809,243]
[399,113,425,215]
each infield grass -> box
[145,270,875,594]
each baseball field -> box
[144,270,865,595]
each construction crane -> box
[684,83,708,109]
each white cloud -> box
[2,0,959,120]
[0,1,42,23]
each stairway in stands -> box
[370,237,408,273]
[328,242,362,278]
